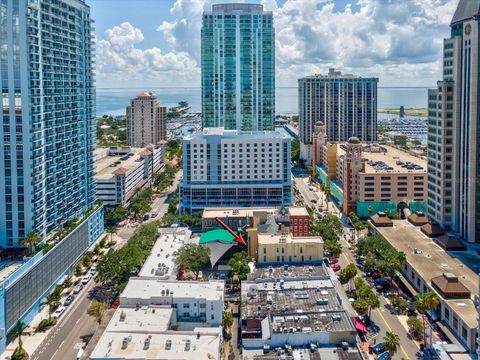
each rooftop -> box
[90,326,221,360]
[202,207,278,219]
[242,347,362,360]
[336,143,427,174]
[257,233,323,245]
[139,227,194,280]
[105,307,174,333]
[94,146,158,180]
[301,68,378,81]
[288,207,309,217]
[247,264,329,282]
[375,220,477,328]
[185,127,291,141]
[0,261,23,284]
[120,278,225,304]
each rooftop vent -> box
[185,339,191,351]
[143,337,150,350]
[165,339,172,350]
[119,311,126,322]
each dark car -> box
[64,294,74,306]
[143,214,150,221]
[377,351,391,360]
[373,343,386,355]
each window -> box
[183,304,190,308]
[211,314,215,320]
[444,306,450,320]
[199,303,206,309]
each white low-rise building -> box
[95,144,166,208]
[139,227,196,280]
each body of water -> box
[96,87,430,117]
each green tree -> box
[10,321,27,352]
[63,274,73,289]
[130,194,152,220]
[407,316,424,339]
[43,292,60,320]
[227,251,252,280]
[324,239,342,257]
[291,137,300,163]
[424,292,440,348]
[338,263,357,291]
[105,205,128,227]
[383,331,400,356]
[106,227,116,242]
[173,244,210,280]
[222,311,234,336]
[87,300,109,325]
[74,263,83,277]
[167,194,179,215]
[414,293,429,346]
[20,231,40,253]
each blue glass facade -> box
[0,0,95,247]
[201,3,275,131]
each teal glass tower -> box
[201,3,275,131]
[0,0,96,247]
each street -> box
[30,171,181,360]
[30,279,97,360]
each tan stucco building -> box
[127,92,167,147]
[257,233,323,264]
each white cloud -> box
[156,0,458,86]
[96,22,199,87]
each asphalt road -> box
[30,279,96,360]
[293,177,319,206]
[31,171,181,360]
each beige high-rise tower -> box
[127,92,167,147]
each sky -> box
[90,0,458,88]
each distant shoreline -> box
[378,108,427,117]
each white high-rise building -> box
[427,0,480,242]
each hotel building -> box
[126,92,167,148]
[313,123,427,217]
[427,0,480,242]
[0,0,96,247]
[201,3,275,131]
[299,69,378,162]
[180,128,291,211]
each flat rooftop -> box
[0,261,23,284]
[94,146,149,180]
[288,207,309,216]
[120,278,225,303]
[139,227,194,280]
[258,233,323,245]
[337,144,427,174]
[247,264,329,282]
[243,347,362,360]
[90,326,221,360]
[202,207,277,219]
[185,127,290,141]
[105,307,173,333]
[375,220,477,328]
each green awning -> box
[199,229,236,244]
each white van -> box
[151,208,159,218]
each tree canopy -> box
[173,243,210,280]
[228,251,252,280]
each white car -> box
[90,266,96,275]
[81,274,91,285]
[53,306,66,319]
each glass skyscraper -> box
[201,3,275,131]
[0,0,95,247]
[427,0,480,243]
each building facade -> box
[95,144,165,208]
[0,205,104,354]
[427,0,480,242]
[299,69,378,162]
[0,0,96,247]
[180,128,291,211]
[313,131,427,217]
[126,92,167,148]
[201,3,275,131]
[257,234,323,264]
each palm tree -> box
[424,292,440,348]
[20,231,40,254]
[106,227,116,242]
[87,300,109,325]
[11,321,27,351]
[414,294,428,347]
[43,292,60,320]
[383,331,400,356]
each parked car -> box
[377,351,391,360]
[90,266,97,275]
[371,271,382,279]
[331,264,341,272]
[373,343,386,355]
[53,306,66,319]
[143,214,150,221]
[81,274,92,285]
[330,257,339,264]
[64,294,74,306]
[73,284,83,294]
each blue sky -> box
[90,0,458,88]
